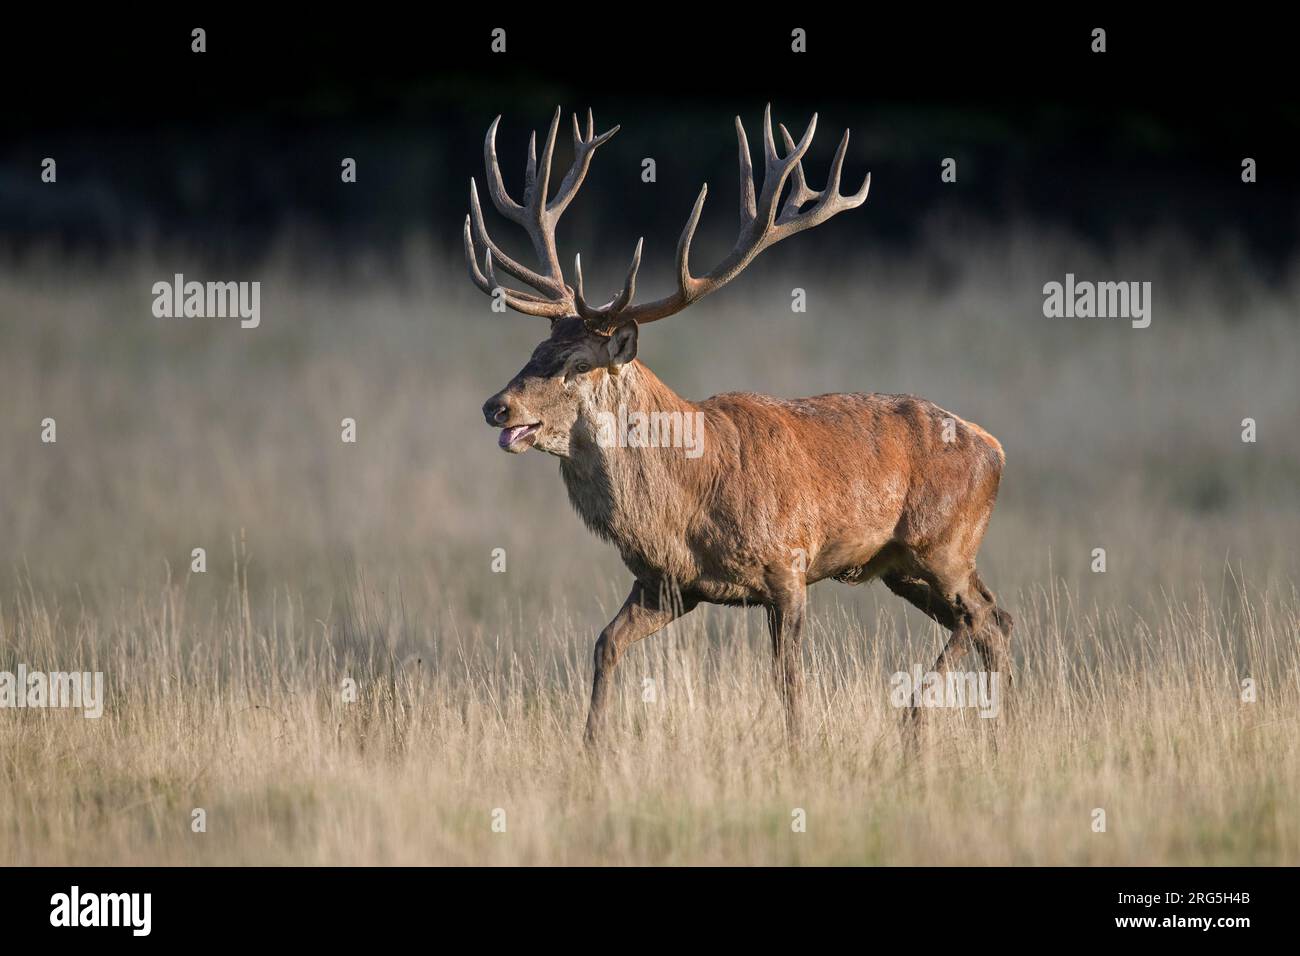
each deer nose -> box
[483,396,510,426]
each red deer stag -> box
[465,106,1013,745]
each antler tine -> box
[520,108,565,279]
[674,184,709,300]
[464,108,621,321]
[776,124,818,221]
[754,106,817,232]
[468,179,565,296]
[463,215,491,292]
[761,103,780,166]
[461,227,572,319]
[773,126,872,235]
[550,111,619,219]
[735,116,757,229]
[481,249,555,305]
[527,107,562,216]
[576,180,709,328]
[574,238,644,328]
[478,244,574,319]
[613,106,869,326]
[523,130,537,199]
[483,117,525,224]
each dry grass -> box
[2,563,1297,865]
[1,223,1298,864]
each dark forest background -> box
[2,13,1297,268]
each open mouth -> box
[498,422,541,452]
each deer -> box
[464,105,1014,746]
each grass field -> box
[2,222,1298,864]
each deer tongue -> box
[499,424,538,449]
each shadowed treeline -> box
[3,16,1299,269]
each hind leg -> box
[883,572,971,724]
[967,571,1014,689]
[927,563,1014,728]
[887,560,1011,724]
[883,571,978,673]
[883,573,957,632]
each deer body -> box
[464,107,1014,744]
[559,353,1004,608]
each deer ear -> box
[605,321,638,374]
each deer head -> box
[468,106,871,456]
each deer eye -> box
[574,361,591,374]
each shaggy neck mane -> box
[559,362,713,574]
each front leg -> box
[584,579,696,747]
[766,581,808,746]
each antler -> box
[464,106,870,330]
[463,107,619,319]
[575,104,871,330]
